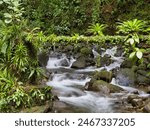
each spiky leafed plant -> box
[87,23,106,36]
[117,19,147,35]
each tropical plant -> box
[0,0,53,112]
[117,19,147,35]
[7,87,31,108]
[125,34,145,62]
[87,23,106,36]
[29,86,52,105]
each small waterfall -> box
[76,46,124,72]
[45,47,149,113]
[46,54,75,69]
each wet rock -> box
[120,59,135,68]
[63,45,74,52]
[60,58,69,66]
[131,99,143,107]
[127,95,139,103]
[131,90,139,95]
[101,54,113,66]
[115,47,124,57]
[147,86,150,94]
[38,52,49,67]
[86,80,123,94]
[52,101,89,113]
[86,57,95,66]
[80,47,93,56]
[93,71,112,83]
[116,68,135,86]
[71,57,86,69]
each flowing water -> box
[46,47,149,113]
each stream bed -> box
[46,47,150,113]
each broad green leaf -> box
[127,38,134,45]
[129,52,136,59]
[136,51,143,59]
[135,47,139,51]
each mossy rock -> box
[71,56,86,69]
[101,54,113,66]
[86,80,123,94]
[80,47,92,56]
[93,70,112,83]
[121,59,135,68]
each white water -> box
[46,55,75,69]
[111,78,149,97]
[59,92,114,112]
[46,47,149,112]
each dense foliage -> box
[0,0,150,112]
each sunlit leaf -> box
[129,52,136,59]
[4,19,12,23]
[136,51,143,59]
[28,70,35,79]
[127,38,134,45]
[4,13,12,18]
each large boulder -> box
[116,68,136,86]
[71,57,86,69]
[121,59,135,68]
[80,47,93,57]
[85,79,123,94]
[60,58,69,66]
[130,99,143,107]
[93,70,113,83]
[100,54,113,67]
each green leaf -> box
[127,38,134,45]
[129,52,136,59]
[0,1,3,4]
[16,101,21,106]
[28,70,35,79]
[4,19,12,24]
[1,43,8,54]
[136,51,143,59]
[4,13,12,18]
[134,37,139,43]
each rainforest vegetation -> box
[0,0,150,113]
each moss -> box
[80,47,92,56]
